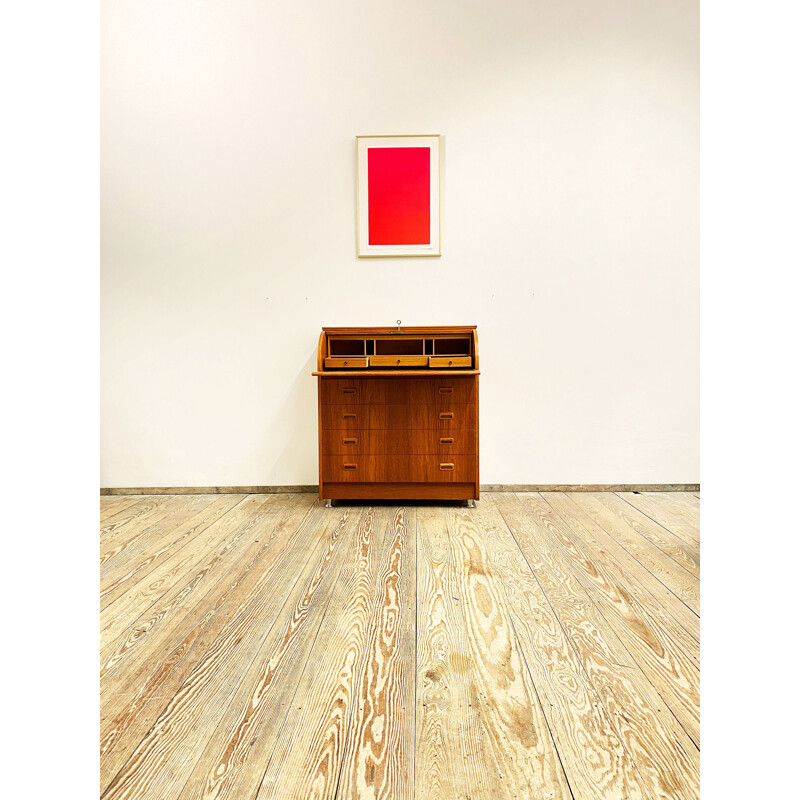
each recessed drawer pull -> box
[440,437,454,444]
[342,438,357,445]
[439,412,454,419]
[343,463,357,470]
[342,388,357,394]
[440,463,455,470]
[343,412,357,419]
[439,387,453,394]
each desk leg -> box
[324,499,332,508]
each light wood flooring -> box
[100,491,700,800]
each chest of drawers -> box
[314,326,479,503]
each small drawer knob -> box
[343,463,357,470]
[440,437,454,444]
[342,438,357,445]
[342,388,356,394]
[439,463,454,470]
[439,412,454,420]
[343,412,357,419]
[439,387,453,394]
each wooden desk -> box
[313,326,479,503]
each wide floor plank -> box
[255,506,394,799]
[100,492,700,800]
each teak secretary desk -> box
[314,325,479,505]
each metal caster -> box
[324,499,332,508]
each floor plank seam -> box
[615,493,700,549]
[578,493,700,580]
[102,501,340,799]
[250,502,356,800]
[171,502,352,800]
[601,493,702,579]
[498,493,701,758]
[543,493,702,654]
[497,499,659,796]
[100,493,252,613]
[506,610,577,800]
[100,496,316,683]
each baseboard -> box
[100,485,318,496]
[101,483,699,496]
[480,483,700,492]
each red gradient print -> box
[367,147,430,245]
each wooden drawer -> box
[320,377,436,405]
[433,377,476,404]
[321,455,476,483]
[324,357,369,369]
[320,379,364,405]
[319,377,477,405]
[321,404,476,430]
[364,378,434,404]
[321,429,476,455]
[429,356,472,368]
[370,355,429,368]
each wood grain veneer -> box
[315,326,480,501]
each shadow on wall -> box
[257,348,319,485]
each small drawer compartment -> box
[370,355,429,368]
[429,356,472,368]
[324,357,369,369]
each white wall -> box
[101,0,699,488]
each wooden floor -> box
[100,491,700,800]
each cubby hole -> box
[329,339,365,357]
[374,338,424,356]
[365,339,374,355]
[433,338,471,356]
[424,339,434,355]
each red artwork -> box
[367,147,431,245]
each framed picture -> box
[356,134,441,257]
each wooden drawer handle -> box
[342,438,357,445]
[440,437,454,444]
[440,463,455,470]
[438,387,453,394]
[343,463,357,470]
[439,412,454,419]
[343,412,357,419]
[342,388,357,394]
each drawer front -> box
[434,377,476,404]
[365,378,434,404]
[370,355,429,368]
[321,455,476,483]
[320,379,363,405]
[429,356,472,368]
[320,377,436,405]
[321,429,476,455]
[324,357,369,369]
[321,404,475,430]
